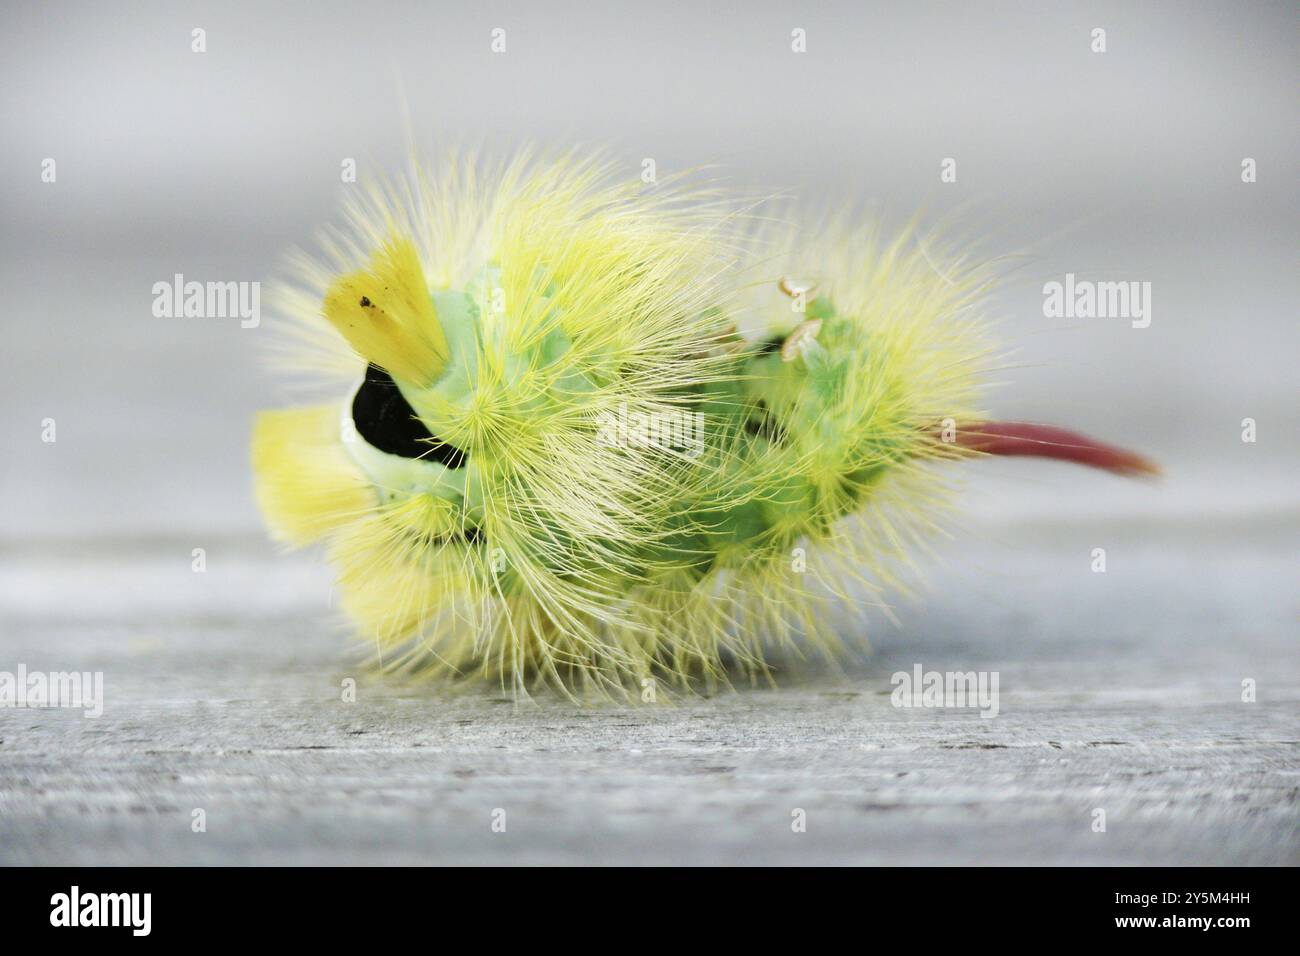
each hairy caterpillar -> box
[252,150,1155,699]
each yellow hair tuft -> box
[251,405,374,546]
[322,236,450,386]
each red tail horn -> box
[954,421,1159,477]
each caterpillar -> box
[252,150,1155,700]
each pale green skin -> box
[344,285,894,589]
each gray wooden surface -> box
[1,517,1296,865]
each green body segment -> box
[669,303,900,580]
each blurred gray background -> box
[3,0,1298,537]
[0,1,1295,865]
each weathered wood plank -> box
[1,525,1296,865]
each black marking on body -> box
[352,364,467,468]
[756,335,787,356]
[743,399,788,445]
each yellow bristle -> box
[322,236,450,386]
[251,405,374,546]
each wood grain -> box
[1,520,1296,865]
